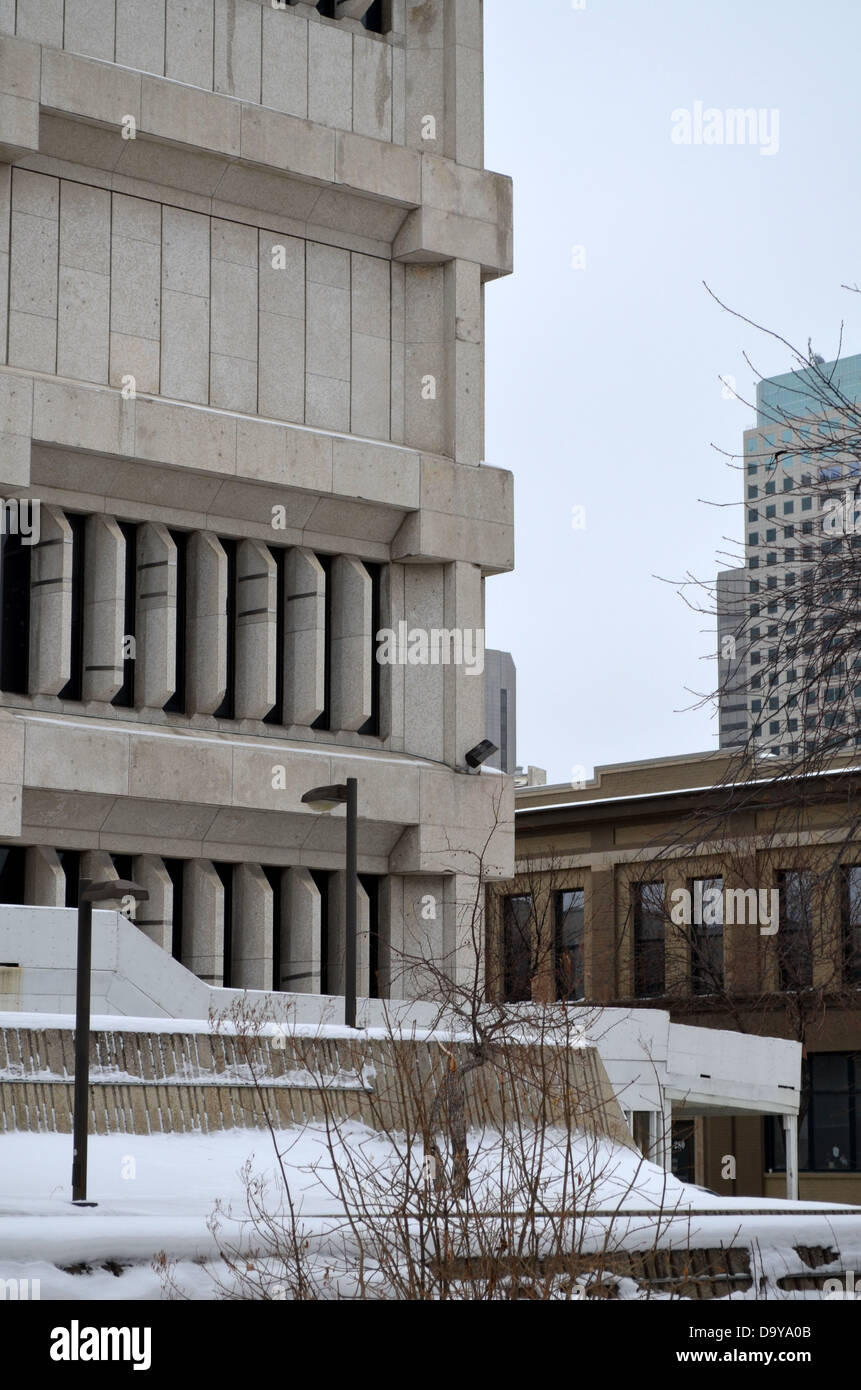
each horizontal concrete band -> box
[1,369,514,571]
[0,36,513,277]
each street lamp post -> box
[72,877,149,1205]
[301,778,358,1028]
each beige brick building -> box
[507,751,861,1203]
[0,1,513,1007]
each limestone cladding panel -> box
[4,170,403,444]
[1,0,408,145]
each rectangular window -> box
[634,881,665,997]
[777,869,813,989]
[214,862,234,987]
[691,876,724,995]
[502,893,533,1002]
[555,888,585,1001]
[0,529,31,693]
[765,1053,860,1173]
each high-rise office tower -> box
[718,353,861,757]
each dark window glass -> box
[777,870,813,989]
[263,865,283,991]
[502,893,533,1002]
[163,858,184,962]
[359,872,380,998]
[59,513,86,701]
[0,847,26,903]
[634,881,664,997]
[691,876,724,995]
[214,862,234,987]
[310,868,330,995]
[768,1054,860,1173]
[0,529,31,693]
[555,889,584,1000]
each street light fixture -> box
[301,779,359,1028]
[72,876,149,1205]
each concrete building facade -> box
[0,0,514,1008]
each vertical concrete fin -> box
[330,554,372,732]
[135,521,177,710]
[284,546,325,727]
[28,504,72,696]
[235,538,277,719]
[83,513,126,703]
[186,531,228,716]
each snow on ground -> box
[1,1126,859,1300]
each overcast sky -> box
[482,0,861,785]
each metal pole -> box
[72,885,93,1203]
[345,777,358,1028]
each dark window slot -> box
[164,858,185,962]
[0,531,30,694]
[359,872,380,998]
[311,868,330,994]
[215,862,234,986]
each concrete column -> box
[83,514,126,703]
[183,859,224,985]
[132,854,173,952]
[442,0,484,170]
[284,547,326,727]
[444,259,483,465]
[783,1113,799,1201]
[186,532,228,715]
[282,866,321,993]
[233,863,273,990]
[235,539,277,719]
[442,560,484,768]
[28,504,73,695]
[382,873,444,1000]
[135,522,177,710]
[329,871,370,1000]
[24,846,65,906]
[330,554,372,732]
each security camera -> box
[464,739,498,770]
